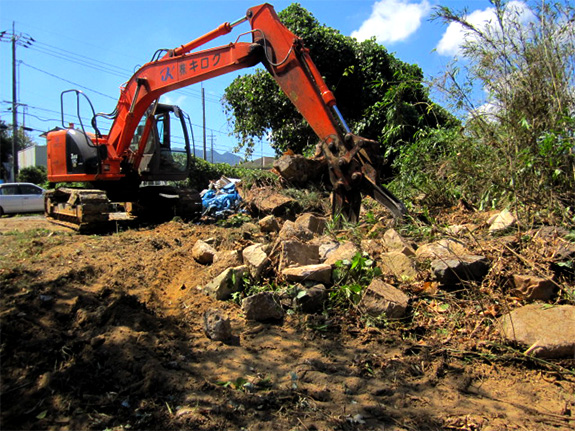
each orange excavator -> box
[45,3,406,231]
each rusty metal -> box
[318,133,407,222]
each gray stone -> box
[489,209,517,233]
[279,241,319,271]
[242,292,284,321]
[294,284,328,313]
[324,242,359,266]
[360,278,410,319]
[295,213,327,235]
[192,240,217,264]
[203,309,233,342]
[415,239,469,261]
[431,255,490,286]
[258,215,280,232]
[499,304,575,358]
[202,265,248,300]
[242,243,269,279]
[282,264,332,284]
[379,252,418,280]
[511,274,556,301]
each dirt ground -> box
[1,214,574,431]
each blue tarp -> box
[201,181,242,218]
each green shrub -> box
[17,166,47,186]
[186,157,277,191]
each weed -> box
[216,213,251,227]
[216,377,250,391]
[330,252,381,309]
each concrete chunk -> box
[192,240,217,264]
[360,278,409,319]
[202,265,248,300]
[499,304,575,358]
[282,264,332,284]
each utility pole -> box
[11,22,17,182]
[201,84,207,161]
[1,23,35,181]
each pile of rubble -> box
[191,209,575,359]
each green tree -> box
[18,165,47,185]
[223,3,455,163]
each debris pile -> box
[200,176,242,219]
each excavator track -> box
[45,187,202,233]
[45,188,114,233]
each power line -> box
[21,61,118,100]
[26,40,222,104]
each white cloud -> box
[436,1,533,56]
[351,0,432,44]
[161,95,187,106]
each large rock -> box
[318,240,339,262]
[213,250,243,268]
[192,240,217,264]
[431,255,490,286]
[202,266,248,300]
[499,304,575,358]
[203,309,233,342]
[415,239,469,261]
[282,264,332,284]
[278,220,315,242]
[379,252,418,280]
[242,292,284,321]
[324,242,359,266]
[489,209,517,233]
[279,241,319,271]
[240,186,298,216]
[382,229,415,256]
[360,278,410,319]
[511,274,555,301]
[258,215,280,233]
[273,154,326,186]
[295,213,327,235]
[242,243,269,279]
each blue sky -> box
[0,0,497,159]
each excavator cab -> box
[133,103,191,182]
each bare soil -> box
[1,214,574,430]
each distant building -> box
[18,145,47,169]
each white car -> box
[0,182,46,216]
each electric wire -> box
[27,42,222,104]
[21,61,118,101]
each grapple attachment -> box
[318,133,407,223]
